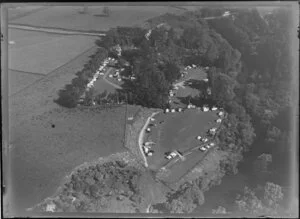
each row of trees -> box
[55,48,108,108]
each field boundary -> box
[8,68,46,77]
[9,23,107,36]
[9,6,52,21]
[10,46,97,97]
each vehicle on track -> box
[165,151,177,160]
[199,146,207,152]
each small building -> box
[203,78,209,82]
[216,118,222,123]
[196,135,202,140]
[150,118,155,121]
[128,116,134,121]
[211,106,218,111]
[177,108,182,112]
[146,128,151,132]
[165,108,170,113]
[171,109,176,113]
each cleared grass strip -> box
[10,46,96,97]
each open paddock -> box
[8,69,44,96]
[10,105,127,212]
[8,6,47,21]
[8,28,99,74]
[10,6,183,32]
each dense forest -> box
[55,6,296,216]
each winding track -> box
[102,67,123,89]
[138,112,160,168]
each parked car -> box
[166,151,177,160]
[203,106,209,112]
[205,144,211,149]
[202,138,208,143]
[146,150,154,157]
[199,146,207,152]
[209,142,215,147]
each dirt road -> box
[138,112,160,167]
[9,24,106,36]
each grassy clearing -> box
[8,69,43,96]
[11,6,183,32]
[8,6,47,21]
[9,29,98,74]
[8,46,100,211]
[93,76,117,95]
[10,105,127,211]
[146,109,219,170]
[170,67,208,107]
[9,46,98,123]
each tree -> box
[235,182,284,216]
[55,86,81,108]
[211,73,237,106]
[212,206,227,214]
[266,126,281,143]
[103,6,111,17]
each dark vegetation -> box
[55,48,108,108]
[36,160,144,212]
[149,7,294,215]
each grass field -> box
[8,69,44,96]
[8,46,103,212]
[8,29,99,74]
[10,6,183,32]
[8,6,47,21]
[145,109,219,170]
[10,105,127,212]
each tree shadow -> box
[184,79,208,91]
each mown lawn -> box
[145,109,219,170]
[8,46,100,212]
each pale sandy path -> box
[138,112,160,167]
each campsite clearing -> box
[144,109,219,171]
